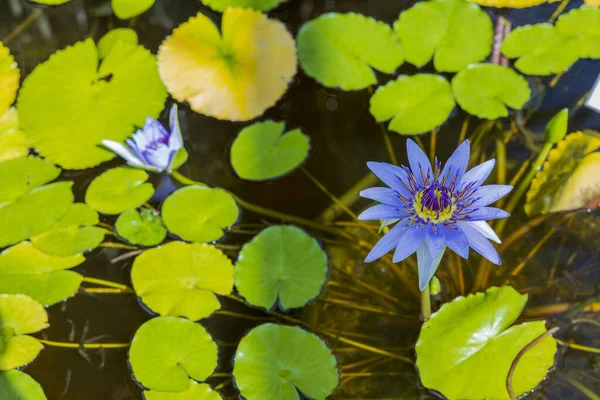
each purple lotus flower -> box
[359,140,512,291]
[102,104,183,172]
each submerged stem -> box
[81,277,134,293]
[421,286,431,320]
[556,339,600,354]
[379,124,398,165]
[559,373,600,400]
[318,172,379,223]
[98,242,139,250]
[37,339,129,349]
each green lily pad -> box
[132,242,233,320]
[297,13,404,90]
[129,316,218,392]
[18,38,166,169]
[162,186,239,243]
[0,157,74,248]
[230,121,310,181]
[97,28,139,59]
[393,0,493,72]
[0,108,27,163]
[416,286,557,400]
[526,131,600,216]
[370,74,455,135]
[115,209,166,246]
[31,203,105,256]
[112,0,155,19]
[556,6,600,59]
[85,167,154,215]
[235,226,327,310]
[0,294,48,370]
[0,370,47,400]
[0,242,84,306]
[233,323,339,400]
[200,0,286,11]
[501,24,580,76]
[451,63,531,120]
[145,382,222,400]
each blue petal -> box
[460,159,495,190]
[358,204,403,221]
[457,222,501,265]
[360,187,403,207]
[471,185,513,207]
[417,241,446,291]
[365,219,410,262]
[440,140,470,186]
[466,207,510,221]
[393,225,426,263]
[440,225,469,258]
[406,139,433,186]
[468,221,501,244]
[366,162,413,198]
[426,225,446,260]
[168,104,184,152]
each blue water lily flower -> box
[359,139,512,291]
[102,104,183,172]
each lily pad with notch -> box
[145,382,222,400]
[0,42,19,117]
[85,167,154,215]
[112,0,155,19]
[116,209,167,246]
[97,28,139,59]
[556,6,600,59]
[0,370,47,400]
[200,0,287,12]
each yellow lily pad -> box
[0,108,28,162]
[157,8,297,121]
[0,42,19,116]
[467,0,547,8]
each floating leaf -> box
[234,323,339,400]
[230,121,310,181]
[31,203,105,256]
[297,13,403,90]
[0,157,73,248]
[0,294,48,370]
[416,286,557,400]
[501,24,580,75]
[466,0,546,7]
[97,28,139,59]
[0,242,84,306]
[145,382,222,400]
[85,167,154,215]
[115,209,166,246]
[158,9,296,121]
[200,0,286,11]
[0,108,28,162]
[585,0,600,5]
[0,370,47,400]
[129,316,218,392]
[526,131,600,215]
[451,63,531,120]
[112,0,155,19]
[556,6,600,59]
[0,42,19,116]
[162,186,239,243]
[235,226,327,310]
[132,242,234,320]
[18,39,166,169]
[393,0,493,72]
[370,74,455,135]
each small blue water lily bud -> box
[102,104,184,173]
[544,108,569,145]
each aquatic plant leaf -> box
[145,382,222,400]
[370,74,455,135]
[0,370,47,400]
[0,108,28,162]
[158,9,296,121]
[162,186,239,243]
[233,323,339,400]
[0,242,84,306]
[297,13,403,90]
[230,121,310,181]
[132,242,234,320]
[451,63,531,120]
[235,226,327,310]
[526,131,600,215]
[129,316,218,392]
[0,294,48,370]
[97,28,138,59]
[201,0,286,12]
[85,167,154,215]
[18,38,166,169]
[416,286,557,400]
[501,24,580,76]
[115,209,166,246]
[0,42,19,116]
[585,0,600,5]
[393,0,493,72]
[30,203,105,256]
[112,0,155,19]
[556,6,600,59]
[466,0,546,7]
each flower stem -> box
[429,128,438,163]
[37,339,129,349]
[421,285,431,320]
[549,0,570,23]
[81,277,134,293]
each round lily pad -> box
[297,13,403,90]
[451,63,531,120]
[115,209,166,246]
[31,203,105,256]
[129,316,218,392]
[235,226,327,310]
[556,6,600,59]
[0,42,19,116]
[162,186,239,243]
[85,167,154,215]
[0,241,84,306]
[0,370,47,400]
[18,38,167,169]
[230,121,310,181]
[370,74,455,135]
[112,0,155,19]
[0,294,48,370]
[233,323,339,400]
[393,0,493,72]
[157,9,296,121]
[416,286,557,400]
[145,382,222,400]
[132,242,234,320]
[0,108,28,163]
[201,0,286,11]
[97,28,139,59]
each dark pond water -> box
[1,0,600,399]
